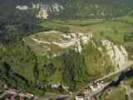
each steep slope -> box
[0,30,129,94]
[23,31,128,89]
[38,0,133,19]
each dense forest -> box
[0,0,43,43]
[0,0,43,94]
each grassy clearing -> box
[24,31,69,55]
[85,21,133,44]
[32,31,63,42]
[50,19,104,26]
[117,16,133,25]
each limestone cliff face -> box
[60,32,128,70]
[16,3,63,19]
[35,3,64,19]
[78,36,128,70]
[61,33,128,70]
[101,40,128,70]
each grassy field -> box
[24,16,133,56]
[40,16,133,44]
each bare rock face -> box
[69,33,128,70]
[16,3,64,19]
[16,5,29,10]
[101,40,128,70]
[36,3,64,19]
[61,33,128,70]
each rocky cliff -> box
[101,40,128,70]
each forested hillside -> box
[1,0,133,20]
[41,0,133,19]
[0,0,43,43]
[0,0,44,94]
[0,0,133,99]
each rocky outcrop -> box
[26,31,128,70]
[66,33,128,70]
[29,31,93,53]
[35,3,64,19]
[59,33,128,70]
[15,0,133,19]
[101,40,128,70]
[16,3,64,19]
[16,5,29,10]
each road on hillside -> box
[95,61,133,82]
[75,61,133,98]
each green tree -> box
[61,50,88,90]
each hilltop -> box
[0,0,133,100]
